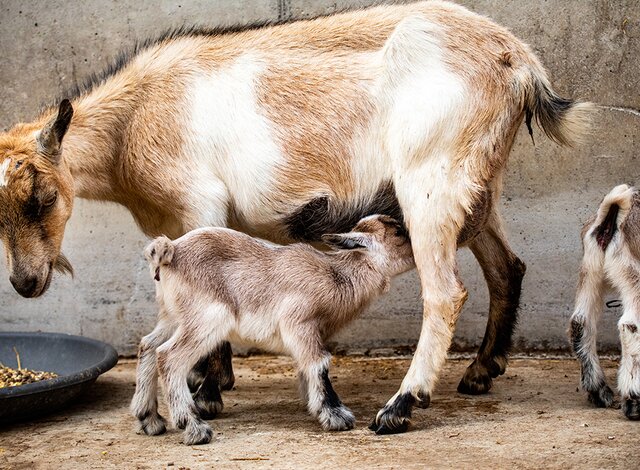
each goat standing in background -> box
[133,215,415,444]
[0,1,592,433]
[570,184,640,420]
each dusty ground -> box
[0,356,637,469]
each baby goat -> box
[570,184,640,420]
[131,215,415,445]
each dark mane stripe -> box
[61,3,375,104]
[64,21,283,101]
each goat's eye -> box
[150,248,156,257]
[15,160,23,170]
[43,192,58,207]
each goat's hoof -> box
[587,384,615,408]
[458,364,493,395]
[195,397,223,420]
[623,397,640,420]
[319,405,355,431]
[369,393,414,435]
[138,413,167,436]
[369,417,409,435]
[183,420,213,445]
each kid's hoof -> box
[369,393,415,435]
[183,420,213,445]
[623,397,640,420]
[369,418,409,435]
[138,413,167,436]
[588,384,615,408]
[319,405,356,431]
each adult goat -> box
[0,1,591,433]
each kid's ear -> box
[321,232,372,250]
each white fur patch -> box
[184,54,283,228]
[0,158,11,187]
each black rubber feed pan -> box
[0,332,118,424]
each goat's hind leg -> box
[569,234,614,408]
[131,317,175,436]
[458,212,526,395]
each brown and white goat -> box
[570,184,640,420]
[132,215,414,444]
[0,1,591,433]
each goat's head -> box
[321,214,414,274]
[0,100,75,297]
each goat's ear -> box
[37,99,73,163]
[321,233,371,250]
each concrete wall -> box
[0,1,638,355]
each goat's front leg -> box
[130,316,175,436]
[157,305,234,445]
[459,210,526,394]
[284,324,355,431]
[370,182,469,434]
[569,234,615,408]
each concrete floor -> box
[0,356,637,470]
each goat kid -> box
[131,215,414,445]
[570,184,640,420]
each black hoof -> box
[587,384,615,408]
[623,397,640,420]
[458,358,505,395]
[369,418,409,435]
[457,372,492,395]
[369,393,415,435]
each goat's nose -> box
[9,274,39,298]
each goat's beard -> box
[54,253,74,277]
